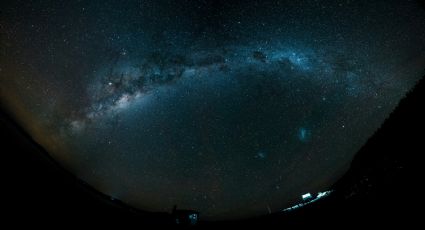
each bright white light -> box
[302,193,312,200]
[189,214,197,220]
[317,191,331,198]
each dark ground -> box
[1,76,423,228]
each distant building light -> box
[189,213,198,221]
[302,193,313,201]
[172,205,199,226]
[283,190,333,212]
[317,191,331,198]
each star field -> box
[1,0,424,220]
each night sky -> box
[1,0,424,220]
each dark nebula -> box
[1,0,424,220]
